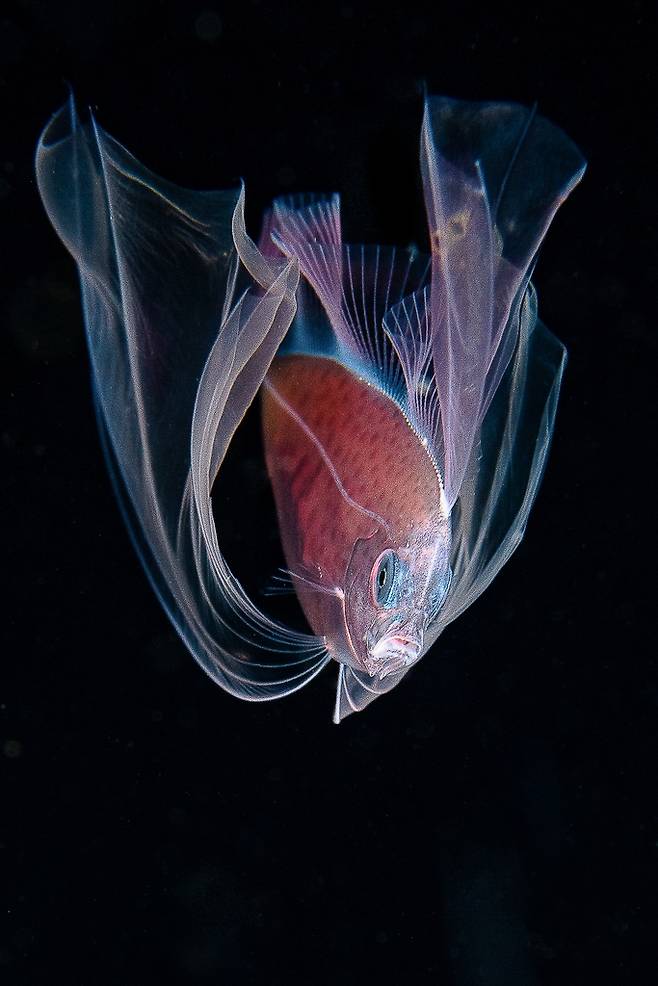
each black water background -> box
[2,4,655,984]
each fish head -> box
[342,517,452,680]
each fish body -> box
[262,354,450,678]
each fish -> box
[36,95,585,721]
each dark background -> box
[2,3,655,984]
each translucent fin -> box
[383,286,442,455]
[334,286,567,721]
[421,96,586,507]
[274,193,342,249]
[430,287,567,638]
[333,663,406,724]
[261,569,296,598]
[36,99,330,701]
[272,195,431,394]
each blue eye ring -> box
[371,550,399,608]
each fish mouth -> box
[364,633,423,680]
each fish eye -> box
[371,550,399,608]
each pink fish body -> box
[263,354,450,679]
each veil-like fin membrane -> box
[430,288,567,638]
[333,663,406,724]
[421,96,585,507]
[36,99,329,700]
